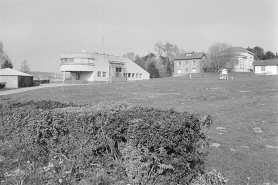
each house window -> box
[178,62,181,66]
[103,72,106,77]
[186,68,188,72]
[132,73,135,78]
[97,71,101,77]
[192,61,196,65]
[186,61,188,65]
[116,67,122,77]
[261,66,265,71]
[178,69,181,74]
[136,73,138,78]
[116,67,122,73]
[128,73,131,77]
[139,73,142,78]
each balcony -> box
[60,63,95,72]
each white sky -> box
[0,0,277,72]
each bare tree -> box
[123,52,135,61]
[207,42,234,72]
[20,60,30,73]
[153,41,164,57]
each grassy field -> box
[4,73,278,185]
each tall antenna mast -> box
[102,10,105,64]
[102,10,104,55]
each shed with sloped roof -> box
[253,59,278,75]
[0,68,33,88]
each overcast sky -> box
[0,0,277,72]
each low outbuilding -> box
[0,68,33,88]
[253,59,278,75]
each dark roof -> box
[175,52,205,60]
[222,47,255,55]
[253,59,278,66]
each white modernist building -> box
[60,52,150,82]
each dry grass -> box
[4,73,278,185]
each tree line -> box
[246,46,277,60]
[0,40,30,73]
[123,41,186,78]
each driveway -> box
[0,83,92,96]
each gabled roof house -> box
[174,51,206,76]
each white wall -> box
[255,66,278,75]
[0,76,18,88]
[124,58,150,80]
[234,52,254,72]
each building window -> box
[178,62,181,66]
[186,68,188,72]
[97,71,101,77]
[136,73,138,78]
[186,61,188,65]
[89,59,94,64]
[132,73,135,78]
[192,61,196,65]
[116,67,122,73]
[261,66,265,71]
[128,73,131,77]
[103,72,106,77]
[139,73,142,78]
[115,67,122,77]
[178,69,181,74]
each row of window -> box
[177,68,196,73]
[126,73,142,78]
[61,58,94,64]
[97,71,107,77]
[97,71,143,78]
[177,61,197,66]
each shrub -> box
[0,99,212,185]
[0,82,6,89]
[190,168,228,185]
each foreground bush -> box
[0,99,213,185]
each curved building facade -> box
[60,52,149,82]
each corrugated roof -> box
[223,47,255,55]
[253,59,278,66]
[175,52,205,60]
[0,68,33,76]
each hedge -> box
[0,99,212,185]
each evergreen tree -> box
[20,60,30,73]
[1,57,13,69]
[147,61,159,78]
